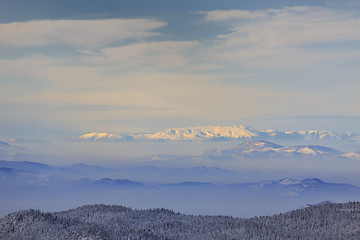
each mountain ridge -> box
[2,158,360,218]
[206,140,344,157]
[72,124,360,143]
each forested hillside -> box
[1,202,360,239]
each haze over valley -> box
[2,133,360,218]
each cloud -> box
[90,40,201,71]
[57,104,172,112]
[0,18,166,48]
[201,10,267,21]
[200,6,360,68]
[221,8,360,48]
[1,7,360,136]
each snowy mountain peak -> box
[259,178,326,188]
[278,178,302,185]
[234,140,283,151]
[236,141,341,156]
[73,132,120,141]
[271,178,324,186]
[281,145,342,156]
[72,124,360,144]
[146,125,261,141]
[301,178,325,185]
[73,125,262,142]
[204,140,345,159]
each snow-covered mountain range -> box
[241,178,357,193]
[143,140,360,161]
[203,140,349,159]
[1,140,359,185]
[72,125,360,144]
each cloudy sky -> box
[1,0,360,141]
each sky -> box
[1,0,360,143]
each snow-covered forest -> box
[1,201,360,239]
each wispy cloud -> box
[199,6,360,68]
[57,104,173,112]
[89,40,201,71]
[0,18,166,48]
[200,10,267,21]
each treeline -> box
[1,202,360,239]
